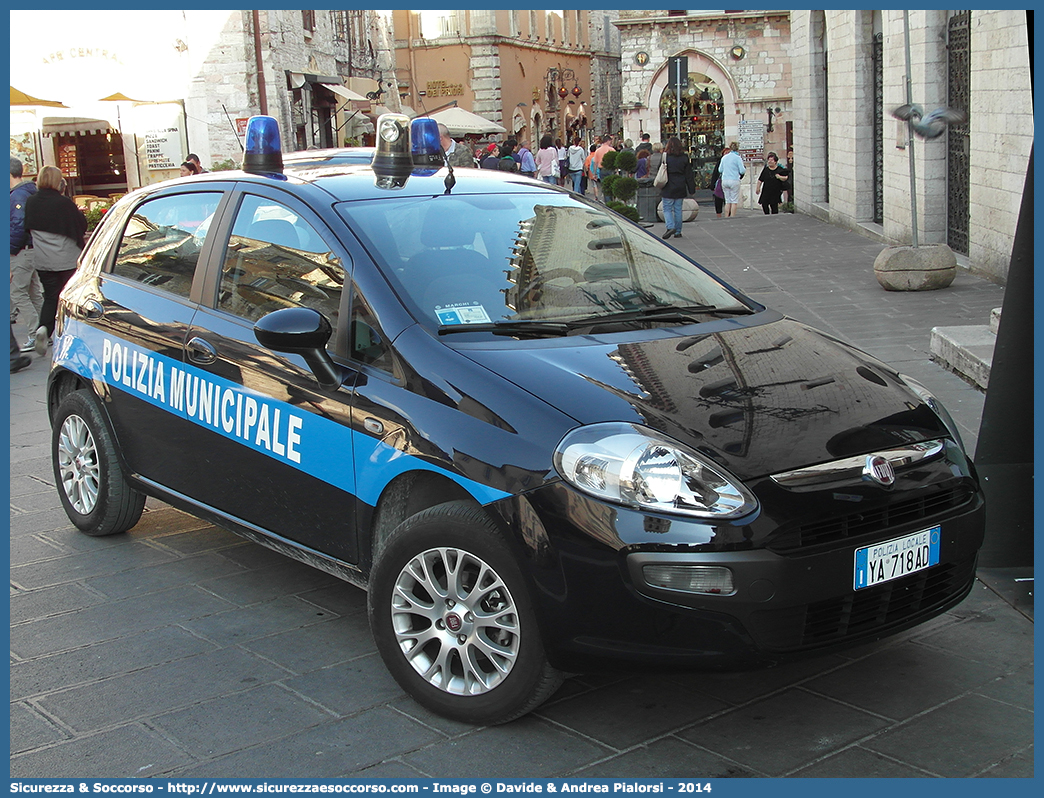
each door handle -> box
[186,336,217,365]
[75,299,104,320]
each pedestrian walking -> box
[755,151,788,214]
[566,136,586,193]
[709,146,729,217]
[180,161,200,177]
[516,140,536,178]
[186,153,208,173]
[10,157,42,353]
[659,137,695,239]
[10,322,31,373]
[480,143,500,169]
[583,143,599,199]
[535,135,558,184]
[719,142,746,218]
[555,138,568,186]
[439,123,476,168]
[23,165,87,355]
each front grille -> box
[747,555,976,652]
[768,485,974,553]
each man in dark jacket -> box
[10,157,41,353]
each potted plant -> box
[614,176,639,206]
[616,150,638,174]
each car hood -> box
[457,316,949,482]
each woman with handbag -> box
[709,146,729,217]
[659,137,695,239]
[535,135,559,184]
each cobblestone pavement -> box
[9,208,1032,779]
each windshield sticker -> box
[435,303,492,326]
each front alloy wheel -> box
[369,501,562,724]
[51,389,145,536]
[391,545,520,696]
[57,413,100,515]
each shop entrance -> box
[53,130,128,198]
[659,73,725,188]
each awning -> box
[426,106,506,136]
[41,117,119,137]
[11,86,68,108]
[320,83,367,103]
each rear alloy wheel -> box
[52,390,145,536]
[369,501,562,724]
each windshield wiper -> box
[565,304,754,329]
[438,320,572,338]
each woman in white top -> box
[566,136,587,193]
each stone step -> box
[930,325,994,390]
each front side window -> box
[112,192,221,298]
[219,195,346,326]
[337,192,752,334]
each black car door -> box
[180,188,361,562]
[86,187,230,492]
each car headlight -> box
[553,422,758,520]
[899,374,967,453]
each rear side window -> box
[218,194,345,326]
[112,192,221,299]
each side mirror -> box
[254,307,342,390]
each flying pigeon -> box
[891,104,968,139]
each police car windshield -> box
[336,192,751,333]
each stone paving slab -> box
[8,209,1031,780]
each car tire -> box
[368,500,563,725]
[52,390,146,536]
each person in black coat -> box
[23,165,87,353]
[660,137,695,239]
[755,152,788,214]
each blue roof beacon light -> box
[242,115,285,177]
[371,113,413,189]
[411,117,443,175]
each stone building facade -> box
[10,10,398,193]
[790,10,1031,284]
[391,10,620,148]
[615,10,792,188]
[194,10,396,166]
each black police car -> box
[48,115,985,725]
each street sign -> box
[738,120,765,161]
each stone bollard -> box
[656,198,699,223]
[873,243,957,291]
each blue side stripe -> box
[54,322,511,507]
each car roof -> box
[155,164,565,203]
[282,146,375,166]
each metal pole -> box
[675,58,682,140]
[903,11,919,247]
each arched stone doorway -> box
[648,51,737,188]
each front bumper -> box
[508,439,984,672]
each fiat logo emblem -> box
[863,455,896,486]
[445,613,463,633]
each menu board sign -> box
[134,103,186,171]
[58,142,79,177]
[144,127,181,171]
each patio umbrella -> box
[426,106,506,136]
[11,86,68,108]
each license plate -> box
[854,526,941,590]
